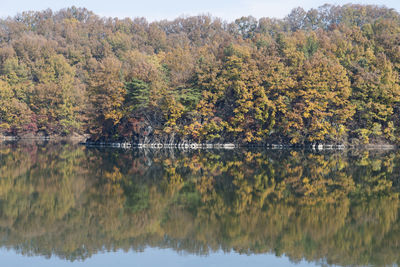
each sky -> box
[0,0,399,21]
[0,248,319,267]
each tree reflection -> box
[0,143,399,265]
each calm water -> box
[0,143,399,266]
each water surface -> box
[0,143,399,266]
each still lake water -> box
[0,142,399,266]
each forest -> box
[0,4,400,145]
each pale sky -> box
[0,0,399,21]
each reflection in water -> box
[0,143,399,266]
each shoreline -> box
[0,134,88,144]
[85,142,396,150]
[1,135,396,150]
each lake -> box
[0,142,399,266]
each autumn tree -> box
[87,57,125,139]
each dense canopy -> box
[0,4,400,145]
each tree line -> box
[0,4,400,145]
